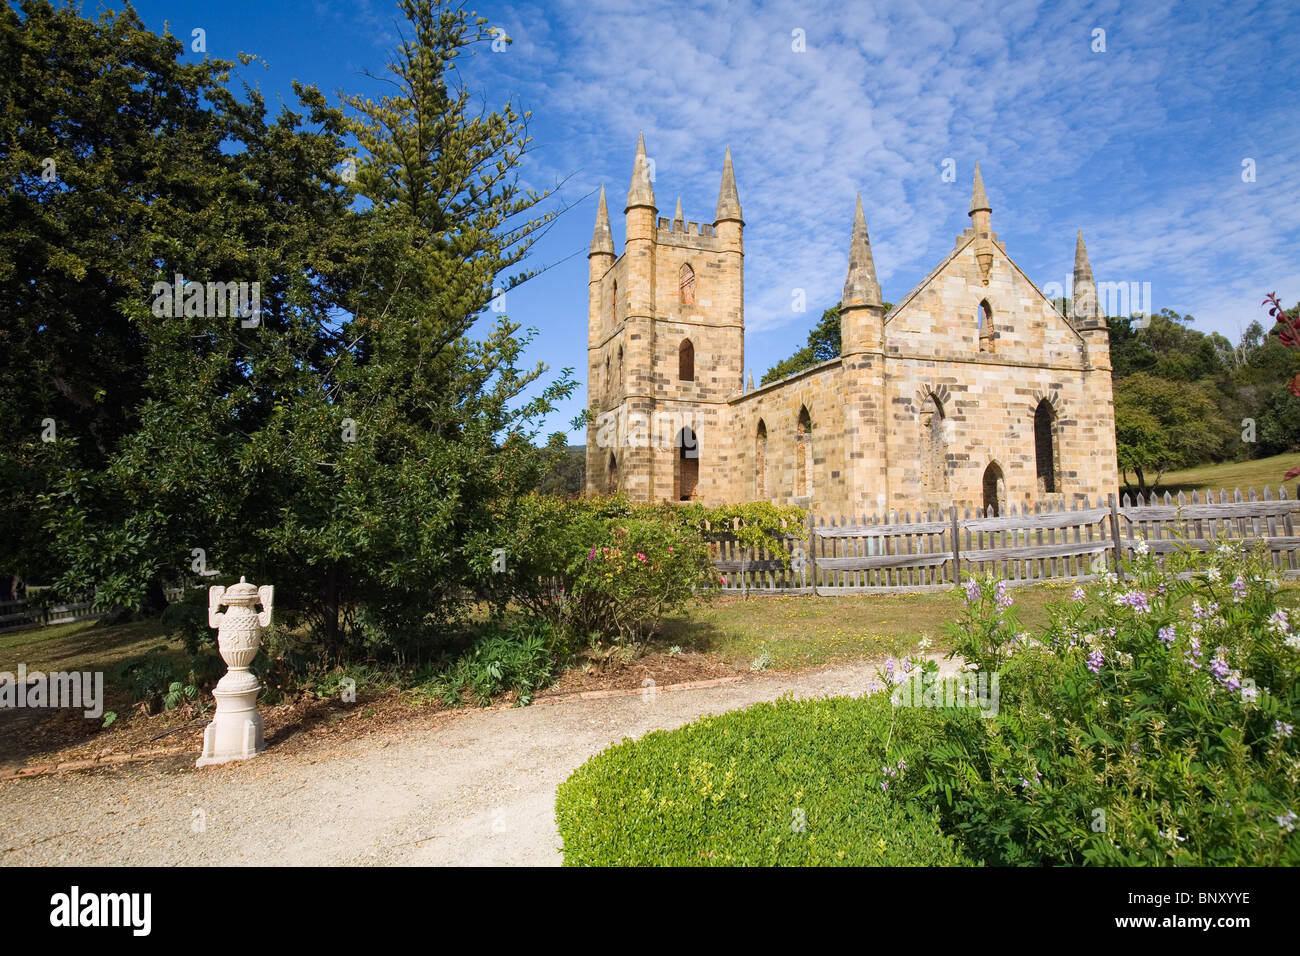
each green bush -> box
[556,541,1300,867]
[918,541,1300,865]
[471,495,802,647]
[429,617,564,707]
[555,693,973,866]
[470,495,720,646]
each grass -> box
[0,617,176,676]
[655,583,1069,669]
[1122,451,1300,498]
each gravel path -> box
[0,655,961,866]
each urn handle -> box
[257,585,274,628]
[208,585,226,629]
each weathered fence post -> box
[739,517,748,601]
[1108,493,1125,580]
[949,505,960,586]
[806,510,817,596]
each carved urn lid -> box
[223,576,260,606]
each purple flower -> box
[995,580,1013,609]
[1158,626,1176,646]
[1276,721,1295,738]
[1208,653,1231,681]
[1230,577,1247,601]
[885,658,896,680]
[1072,588,1086,602]
[964,579,980,604]
[1087,649,1104,674]
[1119,590,1150,614]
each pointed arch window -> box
[610,280,617,323]
[921,393,948,494]
[678,338,694,381]
[679,263,696,305]
[982,462,1005,516]
[755,419,768,499]
[796,406,813,498]
[607,452,618,494]
[1034,400,1058,493]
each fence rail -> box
[706,486,1300,597]
[0,594,100,631]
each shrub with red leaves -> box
[1263,293,1300,481]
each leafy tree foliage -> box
[9,0,573,660]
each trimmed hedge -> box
[555,693,973,866]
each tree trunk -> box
[324,565,340,657]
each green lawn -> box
[1123,452,1300,499]
[0,617,175,675]
[656,584,1070,669]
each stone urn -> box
[196,576,273,767]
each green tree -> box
[1114,374,1228,493]
[0,0,248,595]
[760,302,891,385]
[28,0,574,661]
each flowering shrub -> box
[469,495,718,646]
[917,540,1300,864]
[569,512,717,645]
[948,575,1022,672]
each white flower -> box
[917,637,933,651]
[1135,538,1149,556]
[1206,567,1221,583]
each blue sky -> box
[105,0,1300,440]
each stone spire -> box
[969,162,991,218]
[841,194,882,307]
[1072,230,1103,325]
[746,370,754,392]
[969,163,994,282]
[625,131,655,212]
[714,146,743,223]
[590,184,614,256]
[673,196,684,226]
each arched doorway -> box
[675,427,699,501]
[982,462,1005,516]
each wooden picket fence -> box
[0,593,99,631]
[706,486,1300,597]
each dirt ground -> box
[0,654,960,866]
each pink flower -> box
[668,546,674,553]
[636,552,647,563]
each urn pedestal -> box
[197,577,273,768]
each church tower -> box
[584,135,747,501]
